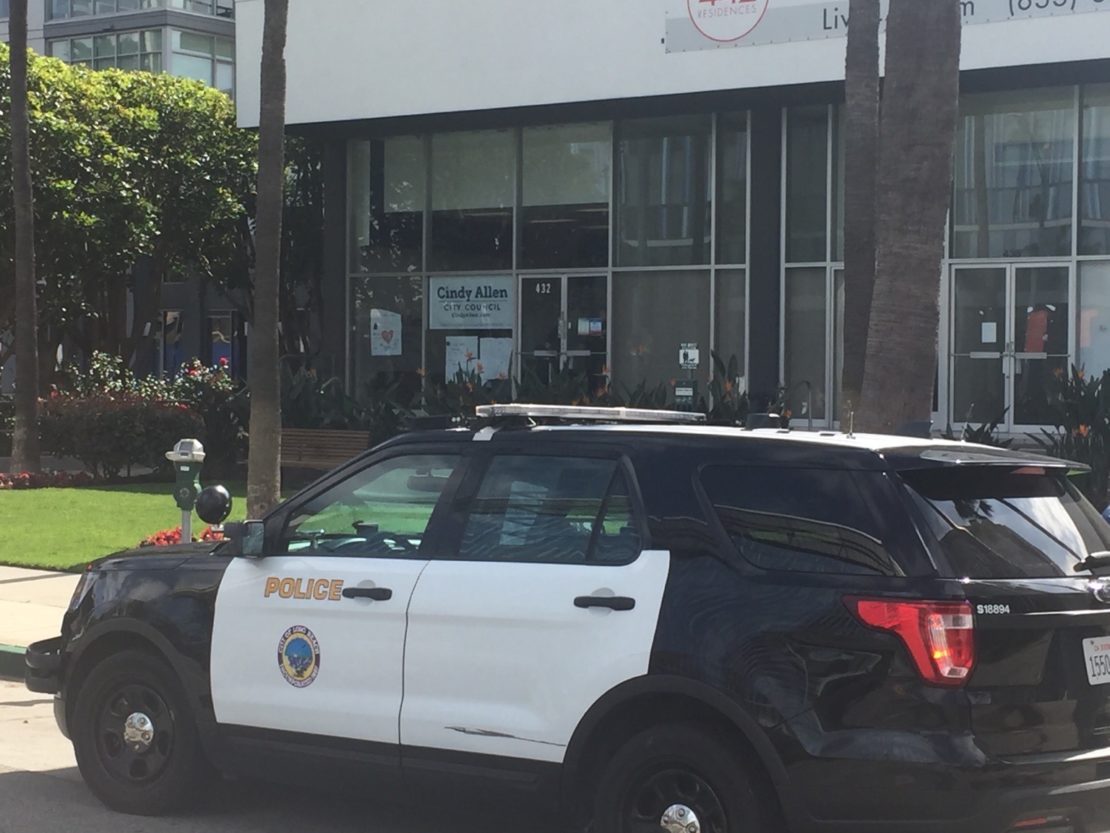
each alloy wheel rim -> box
[622,766,728,833]
[95,682,175,784]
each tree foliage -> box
[0,44,257,373]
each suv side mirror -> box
[224,520,266,559]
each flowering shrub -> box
[140,525,226,547]
[0,470,95,490]
[39,393,204,481]
[43,352,246,480]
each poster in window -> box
[445,336,480,380]
[370,309,403,357]
[479,337,513,382]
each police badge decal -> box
[277,625,321,688]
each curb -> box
[0,644,24,681]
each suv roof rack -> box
[474,403,706,425]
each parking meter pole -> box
[165,440,206,544]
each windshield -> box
[901,467,1110,579]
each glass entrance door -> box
[520,275,607,390]
[950,264,1071,430]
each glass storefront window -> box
[520,123,611,270]
[612,271,711,394]
[786,106,829,264]
[717,113,748,265]
[1082,85,1110,256]
[615,116,711,268]
[784,268,827,421]
[952,88,1076,259]
[349,137,426,274]
[1079,261,1110,377]
[351,276,425,404]
[715,269,746,388]
[430,130,514,272]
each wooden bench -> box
[279,428,372,471]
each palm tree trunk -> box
[9,0,41,474]
[246,0,289,517]
[839,0,881,426]
[857,0,962,434]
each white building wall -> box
[0,1,48,54]
[236,0,1110,129]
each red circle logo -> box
[686,0,772,44]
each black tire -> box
[71,649,206,815]
[592,722,772,833]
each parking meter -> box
[165,439,206,542]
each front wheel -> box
[592,723,773,833]
[71,650,207,815]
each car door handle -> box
[342,587,393,602]
[574,596,636,612]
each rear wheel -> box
[72,650,206,815]
[592,723,772,833]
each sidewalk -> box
[0,567,79,679]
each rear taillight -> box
[849,598,976,687]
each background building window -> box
[1079,262,1110,377]
[1082,85,1110,256]
[952,88,1076,259]
[520,123,611,270]
[715,269,746,391]
[0,0,9,19]
[717,112,749,265]
[52,0,163,17]
[612,270,711,394]
[615,115,711,268]
[348,137,426,274]
[171,29,234,94]
[785,106,829,264]
[52,29,162,72]
[784,268,827,422]
[429,130,514,272]
[161,310,184,377]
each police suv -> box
[24,404,1110,833]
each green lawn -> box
[0,482,253,571]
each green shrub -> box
[1031,367,1110,509]
[48,352,246,478]
[172,359,248,475]
[39,394,204,480]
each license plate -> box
[1083,637,1110,686]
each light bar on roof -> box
[475,404,706,425]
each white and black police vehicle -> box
[24,404,1110,833]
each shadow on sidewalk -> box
[0,767,565,833]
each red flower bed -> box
[0,471,96,490]
[140,525,225,547]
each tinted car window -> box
[701,466,902,576]
[901,466,1110,578]
[458,456,639,564]
[282,455,458,556]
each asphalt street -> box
[0,679,560,833]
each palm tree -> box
[858,0,962,433]
[839,0,881,427]
[8,0,41,474]
[246,0,289,517]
